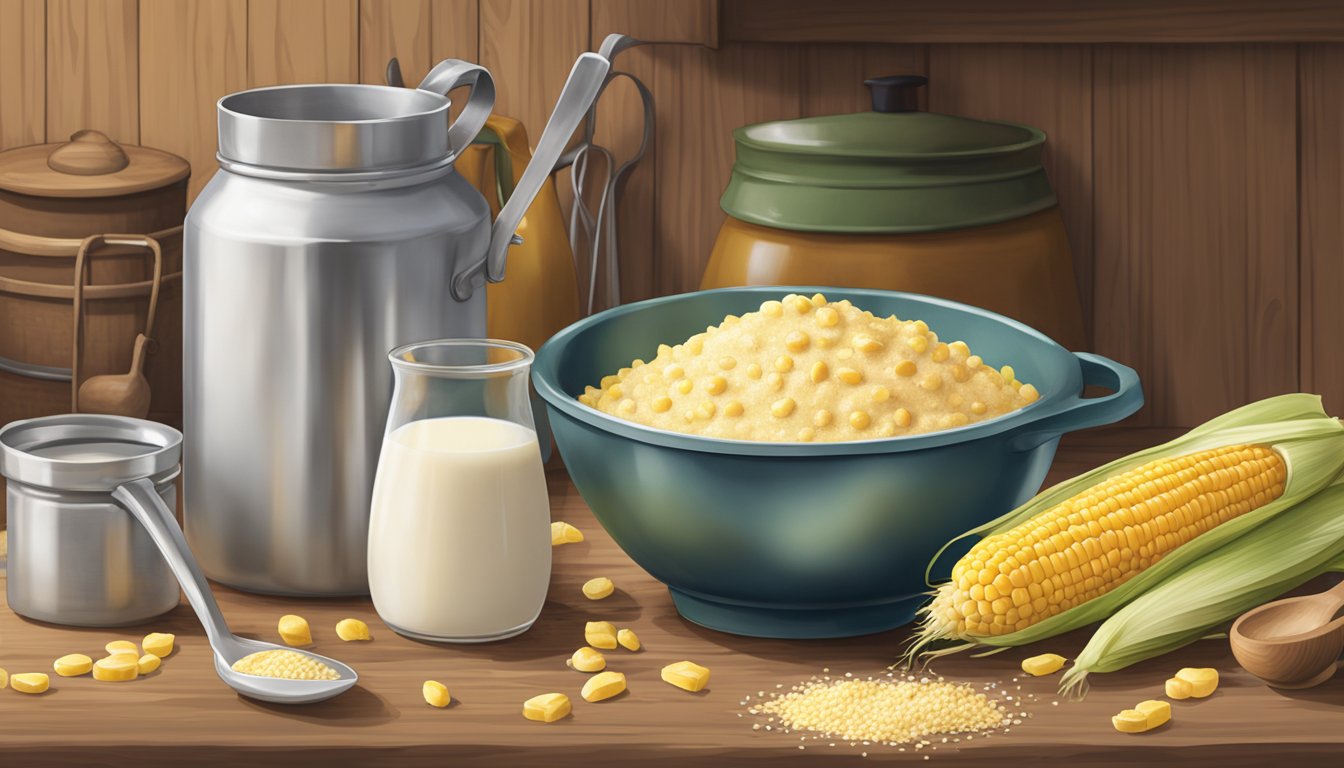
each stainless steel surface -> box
[114,478,357,704]
[0,354,71,382]
[0,414,181,627]
[185,53,606,596]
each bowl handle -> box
[1010,353,1143,452]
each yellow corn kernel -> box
[585,621,618,649]
[53,653,93,677]
[816,307,839,327]
[697,401,716,419]
[966,355,983,369]
[907,336,928,354]
[581,670,627,703]
[894,408,912,428]
[948,412,970,427]
[849,411,871,430]
[523,693,572,723]
[921,374,943,391]
[336,618,372,641]
[785,331,810,352]
[686,335,705,355]
[1020,383,1040,403]
[837,368,863,385]
[92,657,138,682]
[105,640,138,656]
[771,398,796,418]
[871,385,890,403]
[1174,667,1218,698]
[617,628,641,651]
[951,364,971,382]
[617,398,636,415]
[138,653,162,675]
[675,379,693,395]
[950,340,970,357]
[651,395,673,413]
[106,652,139,666]
[704,375,727,395]
[11,673,49,694]
[719,356,737,370]
[931,343,950,362]
[1112,709,1149,734]
[746,362,763,379]
[810,293,827,307]
[1020,653,1066,676]
[1164,676,1192,699]
[551,521,585,545]
[583,577,615,600]
[810,361,829,383]
[789,294,812,314]
[1136,699,1170,729]
[797,427,816,442]
[970,401,988,415]
[894,360,917,377]
[853,334,883,353]
[278,614,312,646]
[423,680,451,708]
[570,647,606,672]
[814,409,833,428]
[600,374,620,388]
[724,401,745,417]
[775,355,794,372]
[661,661,711,692]
[767,372,785,391]
[664,364,685,381]
[0,668,7,689]
[760,300,784,317]
[142,633,175,658]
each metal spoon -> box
[1229,579,1344,689]
[112,478,358,704]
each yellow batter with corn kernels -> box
[579,293,1038,442]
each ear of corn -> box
[1059,476,1344,695]
[910,394,1344,657]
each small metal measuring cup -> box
[1,414,181,626]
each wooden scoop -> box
[1230,580,1344,689]
[77,333,153,418]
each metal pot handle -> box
[1009,353,1144,452]
[451,53,611,301]
[417,59,497,158]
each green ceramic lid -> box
[721,76,1056,234]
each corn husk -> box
[1060,476,1344,696]
[910,394,1344,658]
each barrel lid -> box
[0,130,190,199]
[721,75,1056,233]
[0,414,182,492]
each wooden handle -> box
[0,224,182,257]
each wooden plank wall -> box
[1,0,1340,427]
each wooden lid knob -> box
[47,130,130,175]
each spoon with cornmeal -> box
[112,479,358,704]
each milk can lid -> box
[0,414,182,492]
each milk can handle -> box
[451,53,611,301]
[416,59,496,156]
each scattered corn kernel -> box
[894,408,912,427]
[0,668,7,690]
[853,334,884,354]
[617,628,641,651]
[231,650,339,680]
[105,640,138,655]
[581,670,627,702]
[106,652,140,665]
[11,673,49,694]
[1021,653,1066,676]
[582,577,615,600]
[895,360,917,377]
[661,661,711,692]
[92,657,139,682]
[523,692,572,722]
[551,521,585,545]
[336,618,372,641]
[1164,676,1193,699]
[771,398,796,418]
[1136,699,1171,729]
[816,307,839,327]
[785,331,810,352]
[585,621,618,649]
[814,409,833,427]
[931,343,950,362]
[836,367,863,385]
[810,361,829,383]
[1174,667,1218,698]
[1112,709,1149,733]
[423,680,451,708]
[724,401,745,417]
[278,614,312,646]
[675,379,693,395]
[142,633,175,658]
[849,411,871,430]
[53,653,93,677]
[138,653,162,675]
[705,375,728,395]
[570,647,606,672]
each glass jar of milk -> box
[368,339,551,642]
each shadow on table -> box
[239,683,398,725]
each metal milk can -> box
[183,54,609,595]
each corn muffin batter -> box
[580,293,1038,441]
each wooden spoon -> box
[77,333,153,418]
[1230,580,1344,689]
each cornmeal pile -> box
[580,293,1038,442]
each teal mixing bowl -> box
[533,287,1142,639]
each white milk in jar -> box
[367,415,551,641]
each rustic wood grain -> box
[651,43,801,295]
[46,0,139,144]
[0,0,45,150]
[4,431,1344,766]
[1299,44,1344,418]
[927,44,1093,348]
[248,0,359,87]
[1092,45,1297,428]
[139,0,247,203]
[723,0,1344,44]
[799,44,926,117]
[360,0,431,86]
[591,0,719,48]
[430,0,479,62]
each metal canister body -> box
[184,163,489,596]
[6,479,179,626]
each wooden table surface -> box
[2,428,1342,767]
